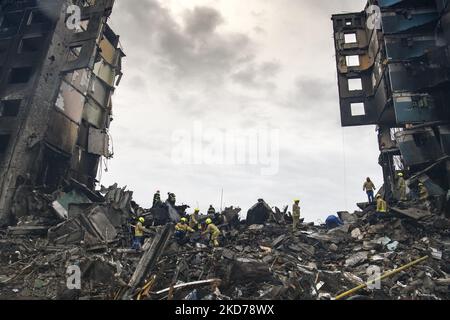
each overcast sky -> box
[102,0,382,223]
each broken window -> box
[55,81,85,123]
[351,102,365,116]
[9,67,33,84]
[89,77,110,106]
[27,10,52,25]
[413,132,428,147]
[68,45,82,62]
[75,19,90,33]
[0,100,21,117]
[93,60,116,86]
[18,36,44,53]
[99,37,119,66]
[65,69,91,94]
[82,0,97,7]
[83,98,105,128]
[0,134,11,153]
[346,55,360,67]
[37,146,70,188]
[344,33,357,44]
[0,11,23,30]
[348,78,363,91]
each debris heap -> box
[0,190,449,300]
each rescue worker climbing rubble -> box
[376,194,388,215]
[132,217,146,251]
[363,177,376,204]
[202,218,220,247]
[168,192,176,205]
[174,217,195,245]
[397,173,407,201]
[418,182,429,202]
[292,199,301,231]
[189,208,200,230]
[152,190,161,206]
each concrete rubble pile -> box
[0,192,449,300]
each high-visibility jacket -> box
[135,222,144,237]
[292,204,300,217]
[397,177,406,189]
[175,223,194,233]
[189,214,199,228]
[376,198,387,213]
[363,181,376,191]
[203,223,220,238]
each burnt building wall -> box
[0,0,124,225]
[332,0,450,213]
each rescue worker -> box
[367,194,388,224]
[174,217,195,245]
[189,208,200,230]
[292,199,301,231]
[325,215,343,229]
[132,217,146,251]
[397,173,407,201]
[153,190,161,206]
[167,192,176,205]
[418,182,429,202]
[376,194,388,215]
[202,218,220,247]
[363,177,376,204]
[207,205,216,215]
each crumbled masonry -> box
[0,184,448,300]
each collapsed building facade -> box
[0,0,124,226]
[332,0,450,216]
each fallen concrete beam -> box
[391,206,433,220]
[122,224,174,299]
[7,226,49,236]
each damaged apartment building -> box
[0,0,124,226]
[332,0,450,216]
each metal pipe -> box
[334,256,429,300]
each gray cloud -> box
[105,0,380,222]
[232,61,282,90]
[184,6,224,35]
[113,0,256,85]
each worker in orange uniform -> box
[202,218,220,247]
